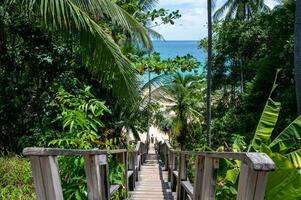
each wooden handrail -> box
[23,142,146,200]
[157,141,276,200]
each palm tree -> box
[151,73,205,149]
[295,0,301,115]
[207,0,213,147]
[213,0,270,21]
[1,0,152,102]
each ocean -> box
[140,40,205,82]
[153,40,205,62]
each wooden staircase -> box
[23,140,276,200]
[130,145,174,200]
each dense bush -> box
[0,156,36,199]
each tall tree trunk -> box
[295,0,301,115]
[206,0,212,147]
[240,58,244,93]
[147,69,151,152]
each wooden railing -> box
[23,141,147,200]
[157,140,276,200]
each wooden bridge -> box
[23,140,275,200]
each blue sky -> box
[153,0,279,40]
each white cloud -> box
[153,0,280,40]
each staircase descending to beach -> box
[130,143,174,200]
[23,140,275,200]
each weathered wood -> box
[128,151,136,191]
[110,185,121,196]
[237,163,268,200]
[177,153,187,200]
[178,151,275,171]
[193,156,205,200]
[130,144,173,200]
[24,147,106,156]
[29,157,46,200]
[200,157,219,200]
[181,181,193,197]
[107,149,127,154]
[84,155,109,200]
[115,152,128,193]
[30,156,63,200]
[164,144,169,171]
[171,152,177,192]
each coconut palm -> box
[0,0,153,102]
[213,0,270,21]
[150,73,205,149]
[295,0,301,115]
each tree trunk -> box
[240,58,244,93]
[206,0,213,147]
[295,0,301,115]
[147,69,151,152]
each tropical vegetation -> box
[1,0,301,199]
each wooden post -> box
[84,154,109,200]
[177,153,187,200]
[193,156,205,200]
[128,151,136,191]
[164,144,169,171]
[30,156,63,200]
[134,151,139,182]
[116,152,127,193]
[168,150,172,182]
[237,163,268,200]
[200,157,219,200]
[171,152,177,192]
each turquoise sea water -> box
[153,40,206,62]
[141,40,205,82]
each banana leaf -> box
[265,153,301,200]
[286,149,301,168]
[249,69,281,151]
[269,115,301,153]
[249,97,281,151]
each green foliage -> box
[249,69,281,151]
[108,156,127,200]
[0,156,36,199]
[49,86,109,149]
[248,76,301,199]
[151,72,205,149]
[269,116,301,155]
[134,53,200,74]
[208,0,296,149]
[265,152,301,200]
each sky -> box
[153,0,279,41]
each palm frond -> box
[213,0,233,21]
[146,27,164,41]
[22,0,154,103]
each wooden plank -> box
[127,170,134,178]
[107,149,127,154]
[174,151,275,171]
[237,163,268,200]
[200,157,219,200]
[110,184,121,195]
[181,181,193,197]
[128,151,136,191]
[29,156,46,200]
[23,147,106,156]
[193,156,204,200]
[177,153,187,200]
[172,170,179,177]
[84,155,108,200]
[253,172,268,200]
[39,156,63,200]
[171,152,177,192]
